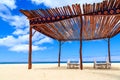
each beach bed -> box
[94,61,111,69]
[67,60,80,69]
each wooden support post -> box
[58,41,61,67]
[80,16,83,70]
[28,26,32,69]
[108,38,111,63]
[80,37,83,70]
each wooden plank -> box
[58,41,61,67]
[95,16,102,38]
[100,16,110,37]
[98,16,106,37]
[115,0,120,8]
[109,17,120,36]
[68,6,74,15]
[76,4,81,14]
[108,38,111,63]
[68,18,79,39]
[54,8,61,16]
[30,10,40,17]
[37,9,45,17]
[109,18,118,36]
[34,26,59,40]
[53,22,68,40]
[60,21,73,39]
[63,6,68,15]
[108,0,114,9]
[34,10,43,17]
[20,10,34,18]
[21,0,120,42]
[71,17,80,39]
[102,16,111,37]
[72,4,77,15]
[82,24,88,39]
[49,8,57,16]
[33,24,60,40]
[111,23,120,37]
[90,16,96,39]
[80,15,83,70]
[48,23,65,39]
[84,16,90,39]
[103,0,108,10]
[46,9,54,16]
[94,16,99,38]
[52,8,58,16]
[28,26,32,69]
[59,7,65,15]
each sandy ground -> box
[0,63,120,80]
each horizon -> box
[0,0,120,62]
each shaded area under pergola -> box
[20,0,120,70]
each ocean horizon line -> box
[0,61,120,64]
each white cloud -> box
[0,36,18,47]
[9,15,29,28]
[31,30,53,45]
[0,0,16,10]
[0,10,53,52]
[31,0,44,5]
[0,34,29,47]
[31,0,103,8]
[9,44,47,52]
[32,31,53,45]
[0,13,28,30]
[0,13,29,29]
[32,31,45,41]
[0,3,28,29]
[0,34,52,52]
[34,36,53,45]
[18,34,29,43]
[0,4,11,16]
[13,28,29,35]
[0,0,53,53]
[0,35,28,47]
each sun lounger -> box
[67,60,80,69]
[94,60,111,69]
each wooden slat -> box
[20,0,120,41]
[53,22,68,40]
[100,16,110,37]
[60,21,73,39]
[33,26,58,40]
[68,6,74,15]
[46,9,54,16]
[90,16,96,39]
[111,23,120,37]
[47,23,65,39]
[108,17,120,37]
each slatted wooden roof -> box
[20,0,120,41]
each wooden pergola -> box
[20,0,120,70]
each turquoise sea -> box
[0,61,120,64]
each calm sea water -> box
[0,61,120,64]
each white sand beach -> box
[0,63,120,80]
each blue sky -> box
[0,0,120,62]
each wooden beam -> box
[108,38,111,63]
[29,14,120,25]
[32,30,36,36]
[80,25,83,69]
[80,17,83,70]
[28,26,32,69]
[58,41,61,67]
[32,26,59,40]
